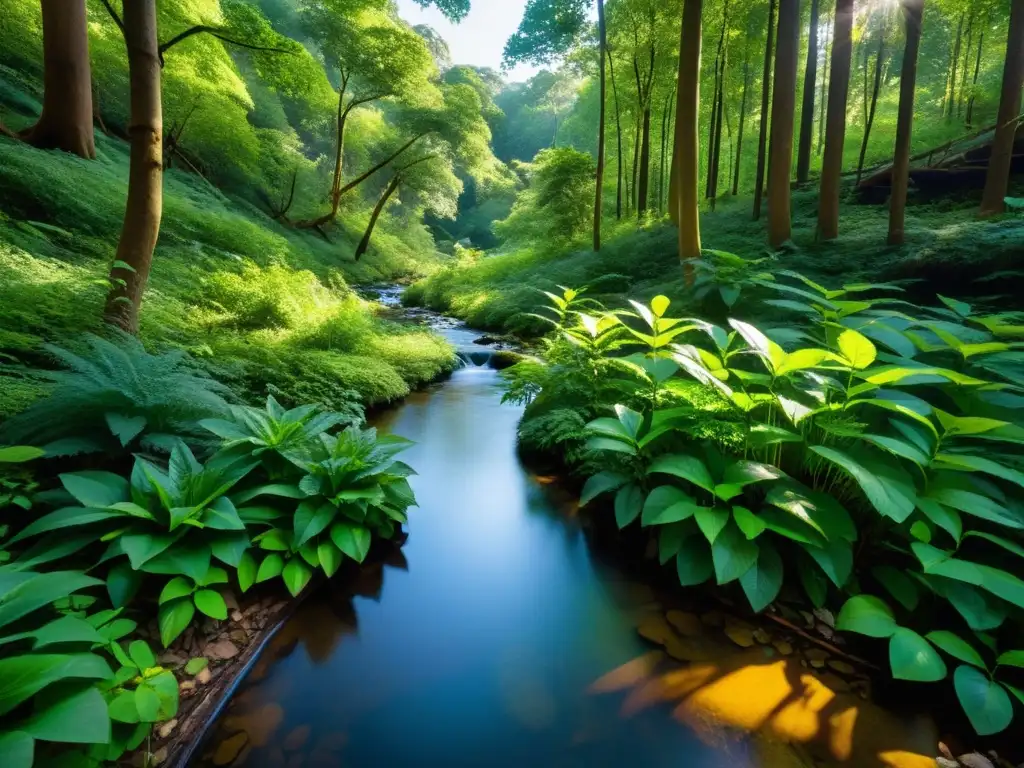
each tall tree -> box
[817,0,853,240]
[817,4,831,156]
[674,0,703,279]
[796,0,820,183]
[22,0,95,159]
[767,0,799,248]
[946,12,963,118]
[594,0,607,249]
[887,0,925,246]
[856,18,886,186]
[706,1,729,200]
[753,0,777,220]
[957,10,973,118]
[609,52,625,218]
[980,0,1024,217]
[965,20,985,127]
[104,0,163,333]
[732,51,750,195]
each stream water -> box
[190,302,938,768]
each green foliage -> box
[518,273,1024,735]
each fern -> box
[0,332,231,455]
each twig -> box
[98,0,125,34]
[764,612,881,672]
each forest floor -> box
[406,186,1024,336]
[0,130,458,420]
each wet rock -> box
[212,733,248,766]
[772,640,794,656]
[958,754,996,768]
[826,659,856,676]
[636,614,675,646]
[752,628,771,645]
[665,610,702,638]
[810,659,826,669]
[724,623,756,648]
[157,719,178,739]
[196,667,212,685]
[489,350,524,370]
[700,611,725,628]
[230,610,244,623]
[816,623,835,640]
[805,648,830,663]
[283,724,311,752]
[206,640,240,660]
[936,759,959,768]
[179,680,196,693]
[151,748,168,766]
[230,629,248,645]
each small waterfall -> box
[455,349,496,368]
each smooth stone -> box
[827,659,857,676]
[206,640,240,660]
[196,667,213,685]
[212,733,248,766]
[665,610,703,637]
[772,640,794,656]
[958,754,996,768]
[157,719,178,739]
[752,628,771,645]
[724,624,756,648]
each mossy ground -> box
[407,187,1024,336]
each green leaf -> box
[282,558,313,597]
[739,539,783,612]
[105,413,147,447]
[0,731,33,768]
[954,665,1013,735]
[797,551,828,608]
[237,551,257,593]
[193,590,227,620]
[694,506,729,544]
[658,523,687,564]
[810,446,915,522]
[926,631,986,668]
[128,640,155,671]
[646,454,715,493]
[836,595,897,638]
[996,650,1024,668]
[805,539,853,587]
[732,506,767,539]
[59,471,129,508]
[0,654,110,716]
[134,684,161,722]
[911,543,983,585]
[106,562,141,610]
[0,571,102,631]
[641,486,698,526]
[293,500,336,549]
[614,405,643,439]
[255,553,284,583]
[330,522,372,563]
[675,536,713,586]
[317,540,343,577]
[232,483,305,504]
[185,657,208,675]
[889,628,947,682]
[927,485,1022,530]
[872,566,919,611]
[0,446,44,463]
[579,472,627,506]
[711,522,759,585]
[613,483,643,529]
[838,328,877,369]
[108,690,139,724]
[10,507,125,544]
[976,564,1024,610]
[24,685,111,744]
[30,616,104,649]
[586,436,637,456]
[158,600,195,648]
[916,498,962,544]
[651,295,670,317]
[158,577,193,606]
[938,294,972,318]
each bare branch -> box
[158,25,294,67]
[99,0,125,34]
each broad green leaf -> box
[236,551,257,593]
[232,483,305,504]
[810,446,915,522]
[330,522,372,563]
[108,690,138,724]
[23,685,110,744]
[954,665,1013,735]
[838,329,877,369]
[911,543,983,585]
[105,413,147,447]
[937,580,1007,632]
[210,532,249,568]
[647,454,715,493]
[728,319,787,373]
[0,731,33,768]
[916,498,962,544]
[938,294,972,318]
[255,553,284,583]
[872,566,920,611]
[926,631,986,668]
[59,471,129,508]
[0,446,45,463]
[651,295,670,317]
[996,650,1024,668]
[694,506,729,544]
[658,523,688,564]
[0,572,102,631]
[135,684,161,722]
[158,576,193,606]
[9,507,125,544]
[933,453,1024,491]
[889,628,947,682]
[805,540,853,587]
[185,657,208,675]
[926,486,1022,530]
[775,348,836,376]
[797,551,828,608]
[282,558,313,597]
[732,506,767,539]
[861,435,929,466]
[586,437,637,456]
[976,564,1024,610]
[739,539,782,612]
[614,405,643,439]
[721,461,786,487]
[141,542,212,584]
[158,600,195,647]
[193,590,227,620]
[317,540,343,577]
[579,472,627,506]
[128,640,155,671]
[836,595,896,638]
[613,483,644,529]
[106,562,141,610]
[0,654,111,717]
[675,536,713,586]
[30,616,103,649]
[585,417,633,441]
[711,522,759,585]
[293,500,336,549]
[641,486,698,526]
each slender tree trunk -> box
[863,34,870,125]
[818,0,853,241]
[23,0,95,158]
[637,45,656,218]
[659,92,670,212]
[817,6,831,155]
[767,0,799,248]
[966,28,984,127]
[609,53,624,219]
[675,0,703,279]
[594,0,607,250]
[957,11,973,119]
[753,0,777,220]
[709,60,726,208]
[980,0,1024,217]
[355,175,401,260]
[330,82,347,207]
[665,90,675,210]
[707,8,728,198]
[796,0,820,183]
[631,109,641,211]
[856,32,886,185]
[887,0,925,246]
[947,14,963,119]
[733,55,750,195]
[104,0,162,333]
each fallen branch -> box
[763,612,881,673]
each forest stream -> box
[189,292,941,768]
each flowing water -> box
[190,307,938,768]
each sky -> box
[394,0,541,82]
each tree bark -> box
[709,58,726,207]
[753,0,777,220]
[817,0,853,241]
[957,11,973,119]
[732,55,750,195]
[355,175,401,260]
[659,93,670,211]
[817,6,831,155]
[674,0,703,280]
[637,45,656,218]
[609,52,624,219]
[856,31,885,186]
[947,13,963,119]
[707,8,728,199]
[104,0,162,333]
[23,0,95,159]
[630,108,640,212]
[594,0,607,250]
[965,28,984,127]
[887,0,925,246]
[767,0,799,248]
[979,0,1024,217]
[796,0,819,183]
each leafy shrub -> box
[520,277,1024,735]
[0,333,231,456]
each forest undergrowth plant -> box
[514,269,1024,735]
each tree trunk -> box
[732,55,750,195]
[753,0,777,220]
[767,0,799,248]
[637,44,655,218]
[966,28,984,127]
[609,52,624,219]
[817,0,853,241]
[630,109,640,211]
[817,6,831,155]
[594,0,606,250]
[659,92,671,212]
[979,0,1024,217]
[796,0,820,183]
[707,9,728,199]
[674,0,703,279]
[355,175,401,260]
[104,0,162,333]
[887,0,925,246]
[863,33,870,124]
[856,31,885,186]
[23,0,95,158]
[947,13,963,119]
[709,63,726,207]
[957,11,973,119]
